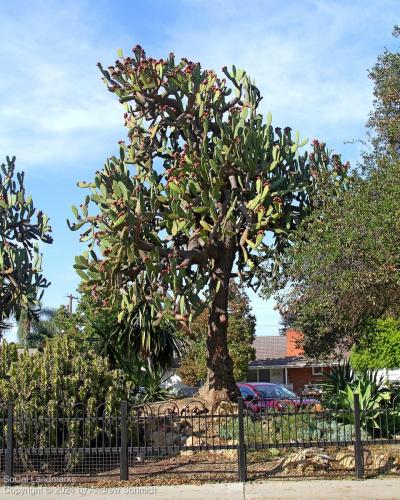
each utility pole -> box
[66,294,78,314]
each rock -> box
[214,401,238,415]
[209,449,237,458]
[363,448,373,466]
[171,419,192,435]
[334,447,373,470]
[263,448,333,476]
[283,449,331,473]
[180,435,207,456]
[150,427,180,448]
[151,431,177,448]
[392,456,400,471]
[335,449,355,470]
[183,435,206,448]
[373,453,390,471]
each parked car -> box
[237,382,319,414]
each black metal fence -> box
[1,394,400,485]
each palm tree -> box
[17,307,57,348]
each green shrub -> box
[0,337,135,416]
[351,318,400,371]
[0,335,138,459]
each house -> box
[162,329,334,394]
[245,329,333,395]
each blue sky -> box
[1,0,398,339]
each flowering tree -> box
[69,46,345,403]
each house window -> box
[246,369,258,382]
[258,369,270,382]
[270,368,284,383]
[312,366,324,376]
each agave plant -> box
[135,367,174,403]
[335,379,390,428]
[321,359,354,403]
[322,361,391,429]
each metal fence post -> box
[120,401,128,481]
[353,394,364,479]
[237,397,247,482]
[5,403,14,487]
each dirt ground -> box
[7,445,400,488]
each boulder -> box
[335,449,355,470]
[180,435,207,456]
[183,435,207,448]
[261,448,333,476]
[335,447,374,470]
[150,426,181,448]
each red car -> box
[237,382,318,413]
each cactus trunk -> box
[199,238,238,404]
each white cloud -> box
[1,0,396,169]
[0,1,122,169]
[161,0,397,152]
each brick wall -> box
[287,367,327,394]
[286,329,304,356]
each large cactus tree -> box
[0,157,52,332]
[69,47,347,403]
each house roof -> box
[249,356,321,368]
[251,335,338,368]
[253,336,286,359]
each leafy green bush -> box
[0,337,135,415]
[0,336,140,469]
[351,318,400,371]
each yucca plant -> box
[90,299,184,380]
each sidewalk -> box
[0,478,399,499]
